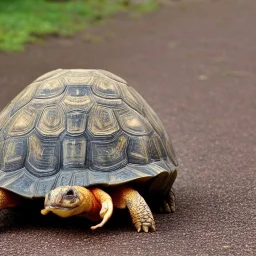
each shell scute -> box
[35,176,56,197]
[151,133,168,160]
[88,171,109,185]
[64,75,96,86]
[127,136,150,164]
[72,171,88,186]
[66,111,87,135]
[3,170,36,197]
[110,167,133,185]
[0,170,23,190]
[62,135,86,168]
[37,105,65,137]
[89,135,128,171]
[88,105,119,137]
[2,138,27,171]
[10,82,38,113]
[144,105,166,135]
[149,133,163,161]
[61,86,94,112]
[56,172,73,187]
[26,133,59,177]
[6,108,37,137]
[92,77,121,99]
[0,104,15,130]
[26,93,64,113]
[164,137,178,166]
[120,86,144,114]
[35,78,65,99]
[115,106,152,136]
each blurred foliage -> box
[0,0,158,52]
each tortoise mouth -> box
[42,203,83,218]
[44,197,82,210]
[44,205,79,211]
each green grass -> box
[0,0,158,52]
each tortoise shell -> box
[0,69,178,198]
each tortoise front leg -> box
[111,186,156,232]
[89,188,114,230]
[0,188,22,228]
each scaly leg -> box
[111,186,156,232]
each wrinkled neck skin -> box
[41,187,98,219]
[76,188,102,221]
[75,187,94,213]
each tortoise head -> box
[41,186,92,218]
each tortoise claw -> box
[134,221,155,233]
[135,222,141,232]
[163,200,172,213]
[142,225,149,233]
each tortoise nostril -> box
[66,189,74,196]
[63,189,77,203]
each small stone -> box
[198,75,208,81]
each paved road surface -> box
[0,0,255,255]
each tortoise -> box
[0,69,178,232]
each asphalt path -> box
[0,0,255,255]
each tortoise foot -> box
[111,186,156,232]
[128,193,156,232]
[134,213,156,233]
[159,189,176,213]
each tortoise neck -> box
[75,187,94,213]
[76,187,102,221]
